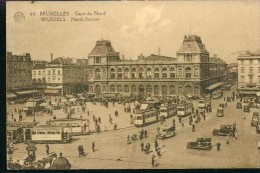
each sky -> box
[7,1,260,64]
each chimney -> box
[158,47,161,56]
[51,53,53,61]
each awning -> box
[7,92,17,99]
[206,82,223,90]
[45,89,60,94]
[15,90,39,95]
[238,90,258,95]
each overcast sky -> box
[7,1,260,63]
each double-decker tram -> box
[159,103,177,119]
[177,102,193,117]
[31,125,72,144]
[134,109,159,127]
[50,118,89,136]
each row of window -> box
[240,59,260,65]
[240,76,260,83]
[240,67,260,73]
[90,85,199,95]
[91,67,199,79]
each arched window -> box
[131,68,136,78]
[110,85,115,92]
[102,69,106,78]
[179,68,183,77]
[124,85,129,93]
[162,85,167,95]
[117,85,122,92]
[139,68,144,78]
[194,87,199,94]
[95,69,101,79]
[169,85,175,94]
[154,85,159,96]
[110,68,115,79]
[178,86,183,94]
[124,68,129,78]
[194,68,199,77]
[170,68,175,78]
[185,67,192,78]
[118,68,123,79]
[146,68,152,78]
[146,85,152,97]
[154,68,159,78]
[131,85,137,94]
[162,68,167,78]
[95,85,101,94]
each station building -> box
[87,35,227,97]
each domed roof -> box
[50,157,71,170]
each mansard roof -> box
[32,63,46,70]
[177,35,208,54]
[89,40,119,57]
[144,54,176,61]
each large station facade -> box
[87,35,227,97]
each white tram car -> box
[134,109,159,127]
[177,102,193,117]
[50,118,89,136]
[159,103,177,119]
[31,125,72,144]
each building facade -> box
[237,50,260,96]
[6,52,33,92]
[45,57,88,95]
[88,35,227,97]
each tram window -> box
[32,131,36,135]
[56,131,61,134]
[47,131,55,134]
[137,116,142,120]
[77,125,81,127]
[38,131,46,134]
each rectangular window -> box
[33,71,36,75]
[249,67,253,73]
[241,67,244,73]
[249,59,253,65]
[241,60,244,65]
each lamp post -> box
[33,86,36,122]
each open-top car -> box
[186,137,212,150]
[212,125,236,137]
[236,102,242,109]
[158,125,176,139]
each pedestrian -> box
[114,123,117,130]
[192,124,195,132]
[92,142,95,152]
[141,142,144,151]
[235,130,238,139]
[45,144,49,155]
[11,113,14,120]
[15,108,17,113]
[172,118,175,126]
[127,135,131,144]
[155,140,159,151]
[144,130,148,138]
[83,123,87,131]
[203,114,206,121]
[141,129,145,138]
[151,155,156,167]
[14,118,16,122]
[179,117,182,123]
[217,143,221,151]
[225,102,227,107]
[226,135,230,145]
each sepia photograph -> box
[6,0,260,170]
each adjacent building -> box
[6,52,33,93]
[32,63,47,87]
[87,35,227,97]
[237,50,260,97]
[45,57,88,95]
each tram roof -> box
[7,121,37,127]
[32,125,63,130]
[52,118,86,122]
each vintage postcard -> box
[6,0,260,170]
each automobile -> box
[212,125,236,137]
[216,107,224,117]
[243,104,250,112]
[253,112,259,117]
[251,116,259,127]
[236,102,242,109]
[159,126,176,139]
[186,137,212,150]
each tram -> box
[139,100,161,110]
[212,90,223,99]
[177,102,193,117]
[50,118,90,136]
[134,109,159,127]
[159,103,177,120]
[31,125,72,144]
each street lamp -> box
[33,86,36,122]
